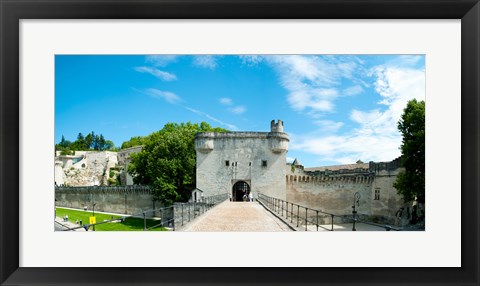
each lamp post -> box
[352,192,361,231]
[92,202,96,231]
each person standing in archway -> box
[248,192,253,202]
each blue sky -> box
[55,55,425,167]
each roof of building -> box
[305,162,369,172]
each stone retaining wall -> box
[55,186,157,215]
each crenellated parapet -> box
[369,157,403,174]
[55,185,152,195]
[286,174,375,184]
[194,127,289,154]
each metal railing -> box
[58,192,229,231]
[175,193,229,227]
[257,193,400,231]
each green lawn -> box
[55,207,167,231]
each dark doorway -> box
[232,181,250,202]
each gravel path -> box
[179,201,292,232]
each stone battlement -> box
[286,174,374,184]
[194,131,289,140]
[369,157,402,173]
[55,185,151,194]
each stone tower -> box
[270,119,284,132]
[194,120,289,201]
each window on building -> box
[248,162,251,166]
[225,160,230,166]
[374,188,380,200]
[262,160,267,167]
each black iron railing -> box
[174,193,229,227]
[257,193,400,231]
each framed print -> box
[1,0,479,285]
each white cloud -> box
[387,55,423,68]
[229,106,246,115]
[219,97,246,115]
[135,66,177,81]
[350,109,383,125]
[239,55,264,66]
[144,88,181,104]
[266,55,361,116]
[219,97,233,106]
[145,55,177,67]
[291,134,401,165]
[142,87,237,130]
[343,85,363,96]
[184,107,238,130]
[290,63,425,166]
[193,56,218,70]
[313,120,344,132]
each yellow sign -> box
[89,216,96,224]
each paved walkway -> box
[179,201,292,232]
[54,217,86,231]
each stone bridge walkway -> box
[178,201,293,231]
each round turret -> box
[194,133,214,153]
[268,120,289,153]
[270,119,284,133]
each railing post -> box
[160,208,163,227]
[172,208,175,231]
[188,203,191,222]
[290,203,293,223]
[181,204,184,226]
[305,208,308,231]
[143,212,147,231]
[297,205,299,227]
[285,201,288,220]
[316,210,319,231]
[331,214,334,231]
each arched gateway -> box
[232,181,250,202]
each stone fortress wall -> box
[55,186,156,215]
[285,157,405,222]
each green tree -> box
[56,132,116,152]
[57,135,71,149]
[121,136,146,149]
[394,99,425,203]
[85,132,94,150]
[104,140,116,151]
[76,133,86,149]
[98,134,106,150]
[128,122,228,205]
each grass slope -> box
[56,207,167,231]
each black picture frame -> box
[1,0,479,285]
